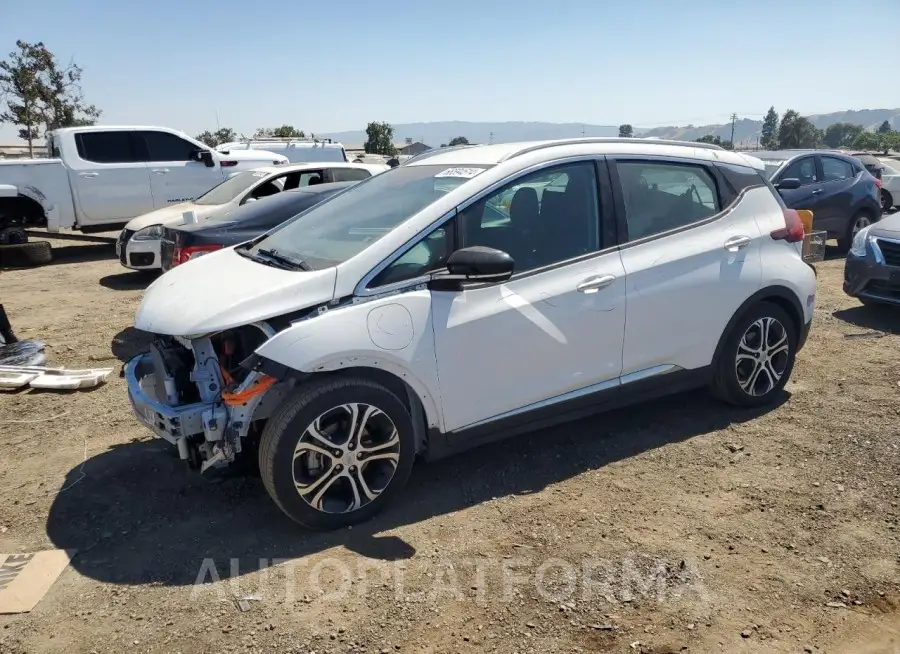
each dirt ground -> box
[0,238,898,654]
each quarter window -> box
[617,161,720,240]
[75,131,140,164]
[369,225,452,287]
[821,156,854,181]
[458,161,601,273]
[331,168,372,182]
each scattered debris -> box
[590,624,615,631]
[0,364,112,390]
[0,549,76,614]
[825,602,847,609]
[741,629,753,638]
[727,443,744,453]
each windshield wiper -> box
[256,248,311,271]
[235,245,294,270]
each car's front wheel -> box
[258,376,416,530]
[711,301,798,407]
[882,190,894,213]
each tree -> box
[364,121,396,155]
[777,110,821,149]
[696,134,733,150]
[0,41,100,156]
[196,127,237,147]
[252,124,305,139]
[618,124,633,138]
[760,106,779,150]
[447,136,469,146]
[823,122,864,149]
[852,131,880,151]
[877,120,892,134]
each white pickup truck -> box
[0,125,288,248]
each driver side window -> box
[780,157,818,186]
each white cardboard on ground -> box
[0,549,76,614]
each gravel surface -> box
[0,240,898,653]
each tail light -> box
[771,208,805,243]
[172,244,223,267]
[220,160,238,168]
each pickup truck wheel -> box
[0,241,52,267]
[258,376,415,530]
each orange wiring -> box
[222,374,276,406]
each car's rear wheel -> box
[882,190,894,213]
[711,301,797,407]
[258,376,416,530]
[837,211,873,252]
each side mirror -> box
[192,149,215,167]
[429,246,514,291]
[775,177,801,191]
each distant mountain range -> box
[320,109,900,149]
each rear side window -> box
[331,168,371,182]
[138,131,198,162]
[821,156,854,181]
[75,131,140,164]
[617,161,720,241]
[716,162,767,197]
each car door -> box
[774,155,829,219]
[70,130,153,225]
[137,130,224,208]
[427,160,626,432]
[612,157,763,376]
[815,155,858,232]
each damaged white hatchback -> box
[127,138,817,529]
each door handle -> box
[78,172,99,178]
[811,188,823,195]
[576,274,616,294]
[724,235,752,252]
[152,168,170,175]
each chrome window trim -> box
[355,155,606,297]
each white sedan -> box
[877,158,900,211]
[117,161,388,271]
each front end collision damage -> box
[126,292,440,472]
[126,321,297,472]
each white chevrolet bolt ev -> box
[126,138,817,530]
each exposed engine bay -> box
[127,322,292,472]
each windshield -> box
[248,164,491,269]
[194,171,269,206]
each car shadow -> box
[110,327,155,362]
[833,304,900,335]
[48,243,117,266]
[46,389,787,587]
[823,243,845,262]
[99,270,157,291]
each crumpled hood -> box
[872,212,900,236]
[135,248,337,336]
[125,203,223,232]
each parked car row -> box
[117,161,387,270]
[124,137,821,530]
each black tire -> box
[258,375,416,530]
[882,190,894,213]
[710,301,797,407]
[836,211,873,252]
[0,240,52,267]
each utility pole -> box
[581,124,585,137]
[730,113,738,148]
[489,131,494,144]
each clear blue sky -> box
[0,0,897,142]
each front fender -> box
[253,290,444,430]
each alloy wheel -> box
[292,403,400,514]
[734,317,790,397]
[851,215,872,239]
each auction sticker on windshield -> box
[434,167,484,179]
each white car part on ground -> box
[0,365,113,390]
